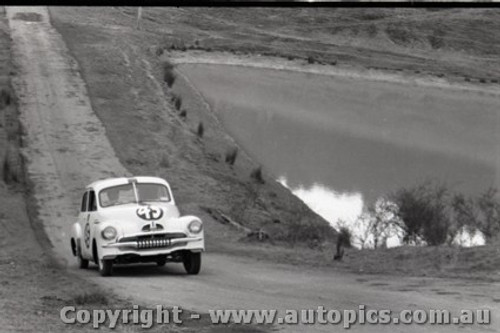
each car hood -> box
[97,203,182,233]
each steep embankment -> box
[48,7,334,254]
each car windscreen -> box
[99,184,136,208]
[136,183,171,203]
[99,183,171,208]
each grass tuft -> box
[174,95,182,110]
[159,153,170,168]
[197,122,204,138]
[162,61,176,87]
[250,165,264,184]
[225,146,238,166]
[72,292,109,306]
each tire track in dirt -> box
[6,7,129,265]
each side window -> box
[81,192,88,212]
[88,191,97,212]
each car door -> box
[78,190,91,258]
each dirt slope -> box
[7,6,130,265]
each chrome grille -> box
[118,233,187,249]
[137,238,171,249]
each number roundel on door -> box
[84,223,91,248]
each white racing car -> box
[70,176,204,276]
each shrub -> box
[225,146,238,166]
[197,122,204,138]
[391,181,452,246]
[159,154,170,168]
[162,61,176,87]
[2,148,20,184]
[307,56,315,64]
[250,165,264,184]
[452,188,500,243]
[0,89,11,109]
[452,193,478,236]
[179,109,187,119]
[2,155,9,183]
[155,47,163,57]
[479,78,486,84]
[172,95,182,110]
[353,198,404,249]
[476,188,500,241]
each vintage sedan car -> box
[70,176,204,276]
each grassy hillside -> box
[112,7,500,82]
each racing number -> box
[136,205,163,221]
[84,223,90,248]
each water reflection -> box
[180,63,497,247]
[277,176,363,225]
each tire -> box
[156,257,167,267]
[97,250,113,277]
[76,246,89,269]
[183,252,201,275]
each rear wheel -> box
[183,252,201,275]
[76,245,89,269]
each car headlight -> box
[188,220,203,234]
[101,226,117,240]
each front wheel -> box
[156,257,167,267]
[98,254,113,277]
[183,252,201,275]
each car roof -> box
[86,176,170,192]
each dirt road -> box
[6,6,500,333]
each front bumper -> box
[103,236,202,249]
[100,234,204,260]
